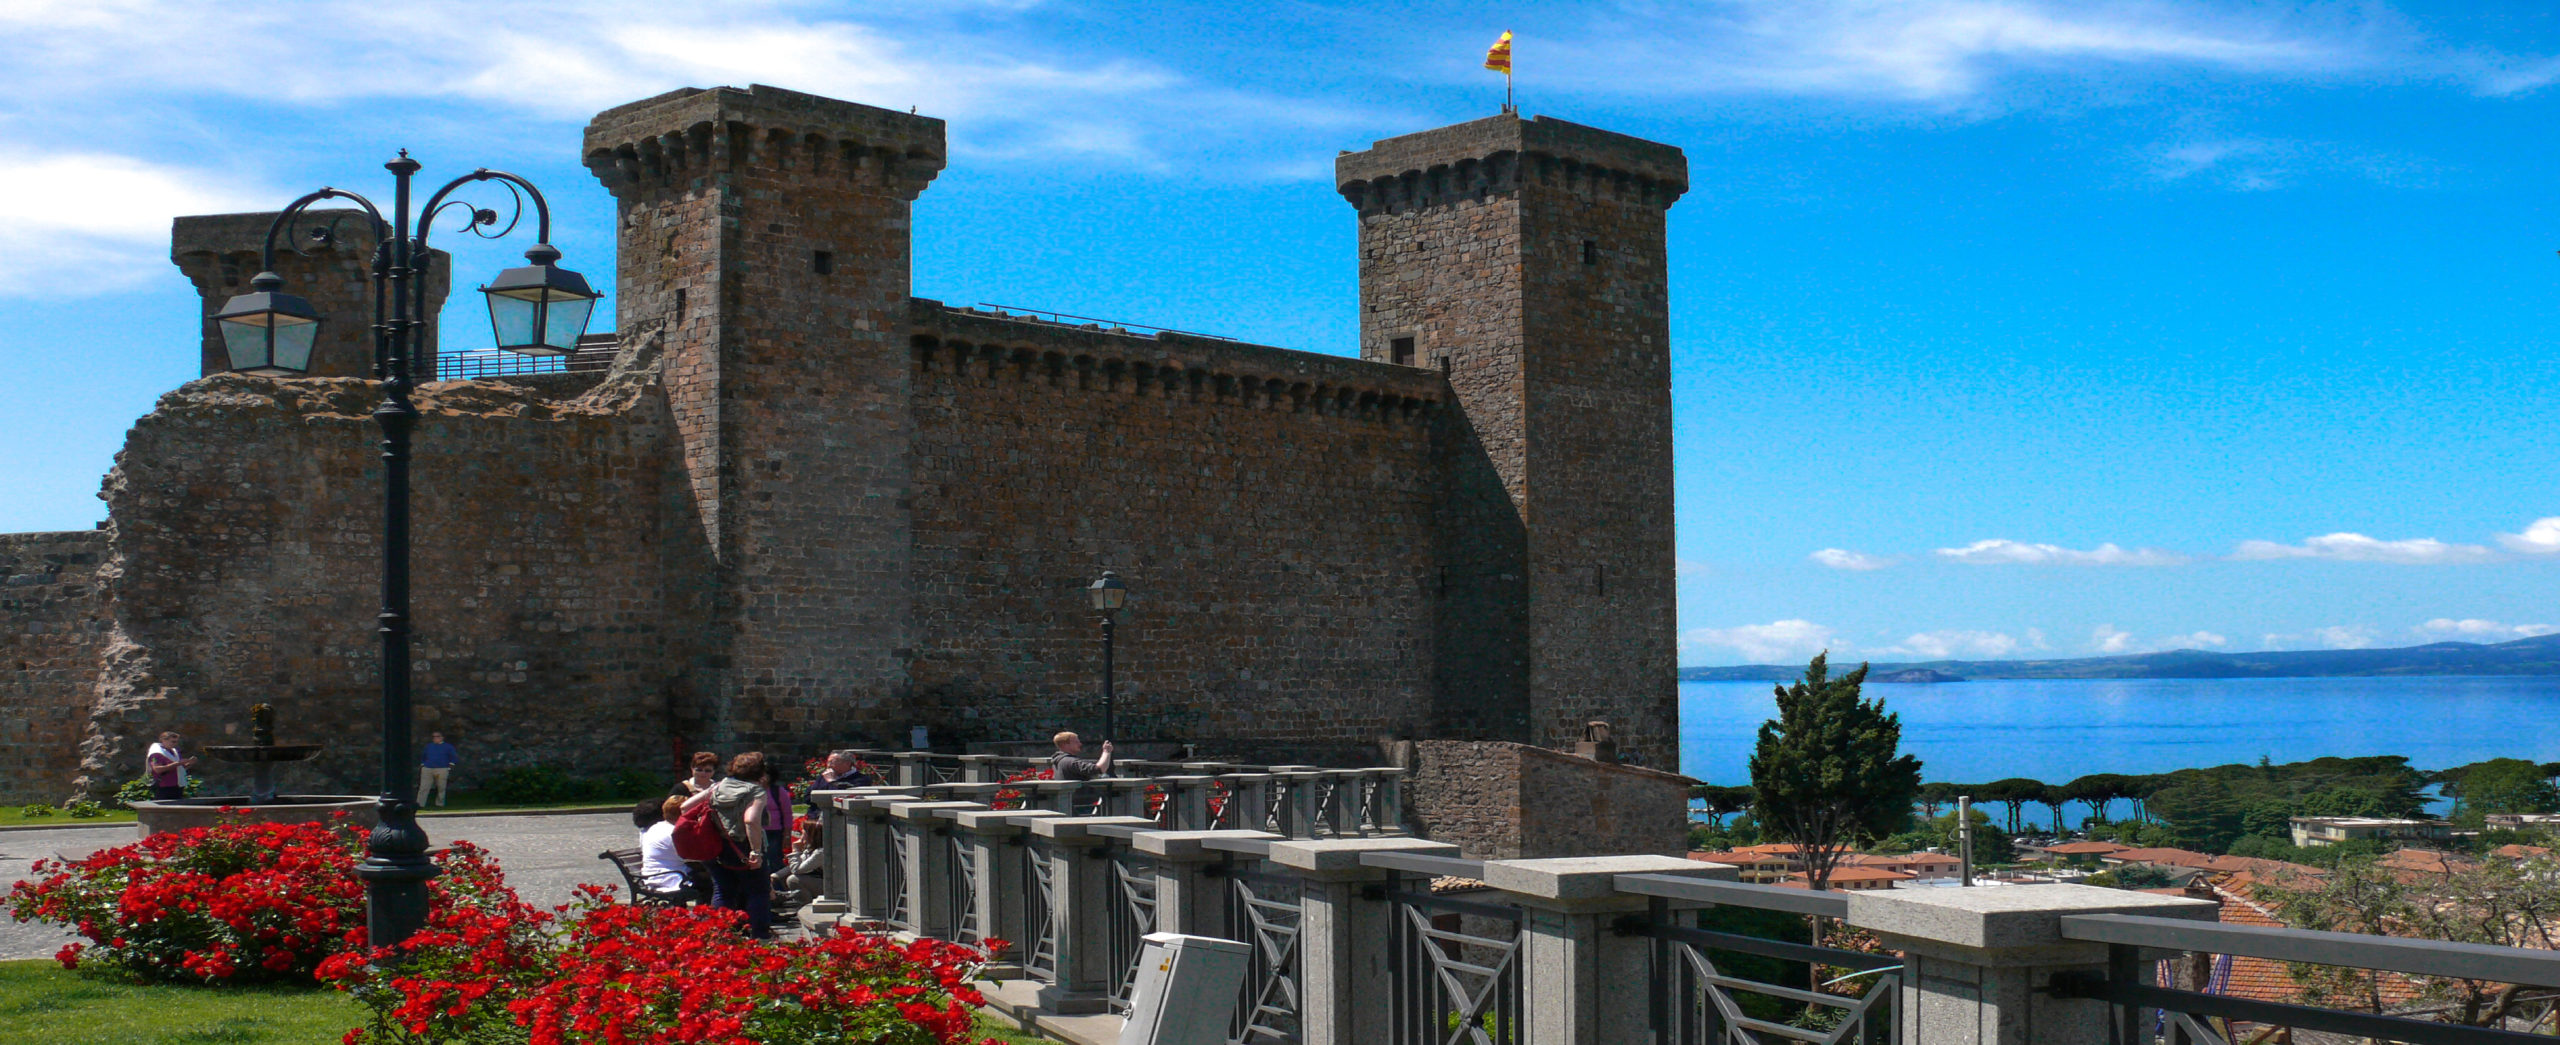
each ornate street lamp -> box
[216,150,597,951]
[1087,570,1127,750]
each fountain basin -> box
[131,795,378,838]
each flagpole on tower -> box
[1486,30,1515,114]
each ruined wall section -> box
[0,531,110,804]
[586,85,946,748]
[76,372,689,796]
[1407,739,1692,859]
[904,305,1446,761]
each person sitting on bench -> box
[635,796,706,903]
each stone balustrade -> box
[804,782,2256,1045]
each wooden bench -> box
[598,847,700,908]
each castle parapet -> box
[583,84,946,201]
[909,301,1444,426]
[1334,114,1688,216]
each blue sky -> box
[1,1,2556,666]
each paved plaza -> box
[0,811,635,961]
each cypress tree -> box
[1749,653,1924,890]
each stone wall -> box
[1407,739,1692,859]
[172,211,449,380]
[0,531,110,804]
[74,367,700,797]
[903,305,1448,762]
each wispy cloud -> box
[1937,539,2186,566]
[2230,533,2498,565]
[2497,516,2560,555]
[2141,137,2439,192]
[2093,624,2225,654]
[2262,625,2380,650]
[1810,548,1895,571]
[1681,619,1837,664]
[1877,629,2029,659]
[1547,0,2362,105]
[2415,618,2556,641]
[0,149,267,294]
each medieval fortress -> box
[0,85,1687,802]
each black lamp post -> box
[1087,570,1126,750]
[214,151,598,951]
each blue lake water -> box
[1678,676,2560,790]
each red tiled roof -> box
[1795,866,1914,883]
[2491,843,2552,861]
[2104,847,2219,868]
[2376,848,2475,877]
[2198,877,2423,1013]
[2040,841,2131,855]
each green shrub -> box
[66,801,107,819]
[113,775,203,808]
[19,803,55,817]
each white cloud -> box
[0,149,266,294]
[2089,625,2222,654]
[2230,533,2498,564]
[2262,625,2380,650]
[1878,629,2023,659]
[1548,1,2359,104]
[2093,624,2137,654]
[2497,517,2560,555]
[2142,137,2436,192]
[2415,618,2557,641]
[1681,619,1838,664]
[2157,630,2228,650]
[1810,548,1895,571]
[1936,539,2186,566]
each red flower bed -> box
[325,886,1002,1045]
[4,816,516,985]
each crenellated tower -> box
[1338,114,1686,766]
[583,85,946,746]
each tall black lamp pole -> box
[1087,570,1127,751]
[214,152,598,951]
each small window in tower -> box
[1391,336,1415,367]
[1582,239,1598,265]
[1594,563,1606,596]
[813,250,834,275]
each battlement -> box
[1335,113,1688,215]
[910,301,1444,426]
[583,84,946,201]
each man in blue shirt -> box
[418,732,459,808]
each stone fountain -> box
[129,704,377,837]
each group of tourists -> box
[632,749,875,936]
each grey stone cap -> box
[1027,815,1158,841]
[1267,836,1459,873]
[1482,854,1719,901]
[1336,113,1686,194]
[586,83,944,157]
[1847,883,2217,951]
[1132,829,1280,860]
[942,808,1066,831]
[173,210,397,261]
[887,799,984,820]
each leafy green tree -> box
[1691,784,1758,829]
[1749,654,1924,891]
[1979,777,2045,834]
[2271,853,2560,1027]
[2062,774,2125,824]
[2446,758,2560,823]
[2146,772,2249,852]
[1917,781,1960,821]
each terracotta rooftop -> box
[2376,848,2476,877]
[2039,841,2132,856]
[2492,843,2553,861]
[2104,847,2221,868]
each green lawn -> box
[0,961,1058,1044]
[0,807,136,828]
[0,960,360,1044]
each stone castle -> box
[0,84,1687,802]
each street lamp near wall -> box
[1087,570,1127,751]
[215,150,598,951]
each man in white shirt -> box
[145,732,195,800]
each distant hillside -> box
[1680,632,2560,682]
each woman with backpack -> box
[698,751,774,937]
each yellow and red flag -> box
[1485,31,1513,75]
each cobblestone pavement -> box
[0,811,636,962]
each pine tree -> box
[1748,653,1924,891]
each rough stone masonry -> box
[0,84,1688,803]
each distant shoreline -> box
[1680,632,2560,682]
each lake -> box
[1678,676,2560,792]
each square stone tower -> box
[172,211,449,379]
[584,85,946,745]
[1338,114,1686,766]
